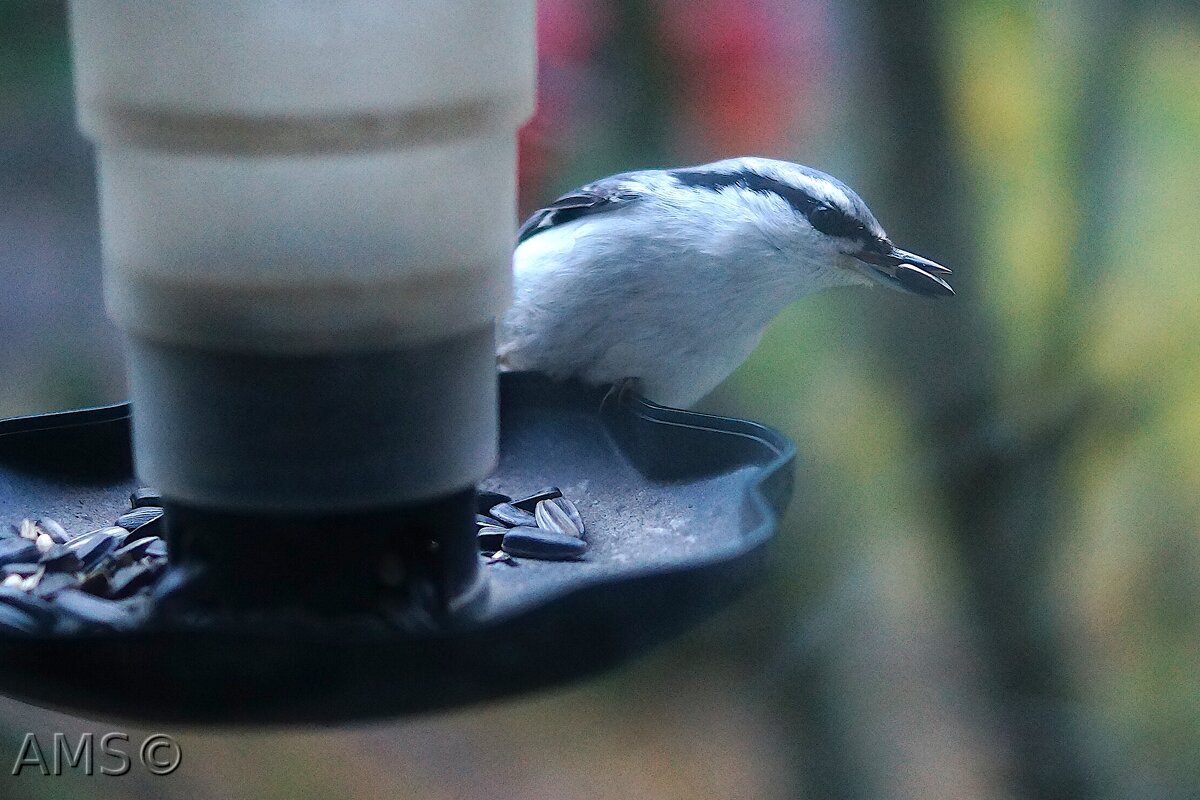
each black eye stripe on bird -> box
[501,157,954,408]
[670,168,869,241]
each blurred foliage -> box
[942,3,1200,790]
[1068,16,1200,780]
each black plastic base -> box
[0,374,795,724]
[161,489,482,616]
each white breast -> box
[498,194,822,406]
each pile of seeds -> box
[476,486,587,564]
[0,485,586,634]
[0,489,167,634]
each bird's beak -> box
[851,241,954,297]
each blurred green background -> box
[2,1,1198,798]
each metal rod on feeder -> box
[67,2,536,609]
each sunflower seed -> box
[475,491,512,514]
[66,528,125,570]
[33,571,79,599]
[501,526,587,561]
[0,587,59,624]
[39,544,83,572]
[511,486,563,512]
[111,537,160,567]
[144,539,168,559]
[114,506,164,535]
[476,526,508,551]
[0,603,41,633]
[129,487,162,508]
[489,502,537,527]
[0,563,39,578]
[35,533,55,554]
[66,526,124,550]
[476,513,504,528]
[108,562,164,599]
[52,589,136,629]
[534,497,585,537]
[0,538,40,564]
[36,518,69,543]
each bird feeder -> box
[0,1,795,723]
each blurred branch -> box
[1056,0,1144,359]
[607,1,675,165]
[834,0,1135,797]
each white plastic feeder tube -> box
[67,2,535,513]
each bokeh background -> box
[3,1,1199,797]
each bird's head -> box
[670,158,954,298]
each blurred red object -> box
[658,0,829,159]
[518,0,830,215]
[518,0,612,216]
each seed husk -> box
[534,497,585,537]
[129,487,162,508]
[111,537,160,567]
[475,491,512,514]
[67,528,125,571]
[36,518,69,543]
[17,519,38,541]
[489,502,536,527]
[114,506,164,535]
[476,526,508,551]
[0,602,41,634]
[511,487,563,513]
[0,538,40,565]
[108,562,164,599]
[33,571,79,599]
[39,544,83,572]
[501,526,587,561]
[66,527,125,551]
[0,586,59,624]
[52,589,136,629]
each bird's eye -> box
[809,204,849,236]
[809,204,867,239]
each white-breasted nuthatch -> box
[498,157,953,408]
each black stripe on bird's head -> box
[671,162,952,297]
[669,165,882,247]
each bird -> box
[497,156,952,408]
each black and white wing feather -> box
[516,175,645,245]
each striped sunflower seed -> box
[534,497,584,538]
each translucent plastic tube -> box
[68,1,536,512]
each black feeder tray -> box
[0,373,794,724]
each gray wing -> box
[516,174,645,245]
